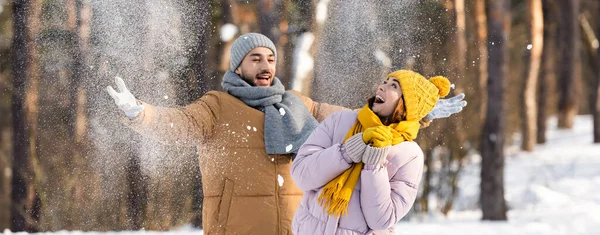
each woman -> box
[290,70,451,235]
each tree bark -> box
[420,149,433,213]
[179,0,213,102]
[455,0,467,77]
[290,0,320,94]
[594,2,600,142]
[480,0,508,221]
[476,0,488,122]
[557,0,581,129]
[258,0,287,83]
[11,0,41,231]
[217,0,240,74]
[440,0,469,215]
[71,0,90,145]
[125,150,148,230]
[178,0,212,228]
[520,0,543,151]
[537,0,557,144]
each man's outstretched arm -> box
[107,77,219,146]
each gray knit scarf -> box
[221,71,318,154]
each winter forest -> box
[0,0,599,234]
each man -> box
[107,33,465,234]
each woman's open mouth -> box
[374,95,385,104]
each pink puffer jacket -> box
[291,111,424,235]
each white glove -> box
[425,93,467,121]
[106,77,144,118]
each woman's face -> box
[372,77,403,117]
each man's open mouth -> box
[257,74,271,81]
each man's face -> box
[234,47,276,87]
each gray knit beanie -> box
[229,33,277,71]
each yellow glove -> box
[362,126,393,148]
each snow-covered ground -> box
[403,114,600,234]
[4,115,599,235]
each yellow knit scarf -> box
[317,104,420,217]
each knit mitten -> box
[362,126,393,147]
[425,93,467,121]
[344,133,367,163]
[362,146,390,166]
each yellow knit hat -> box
[387,70,451,121]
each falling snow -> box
[277,174,284,187]
[219,23,238,42]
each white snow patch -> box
[526,44,533,50]
[316,0,331,24]
[291,32,315,92]
[285,144,293,152]
[374,49,391,68]
[278,174,284,187]
[220,23,238,42]
[246,126,251,130]
[279,108,286,116]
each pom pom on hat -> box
[429,76,451,97]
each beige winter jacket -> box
[124,90,346,235]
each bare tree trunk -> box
[415,46,436,214]
[258,0,287,83]
[557,0,581,129]
[476,0,488,122]
[11,0,41,232]
[537,0,557,144]
[480,0,508,221]
[125,149,148,230]
[178,0,212,227]
[520,0,544,151]
[71,0,90,145]
[455,0,467,76]
[441,0,469,215]
[580,15,598,68]
[594,3,600,142]
[258,0,283,44]
[216,0,240,75]
[290,0,318,94]
[60,0,90,228]
[420,149,433,213]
